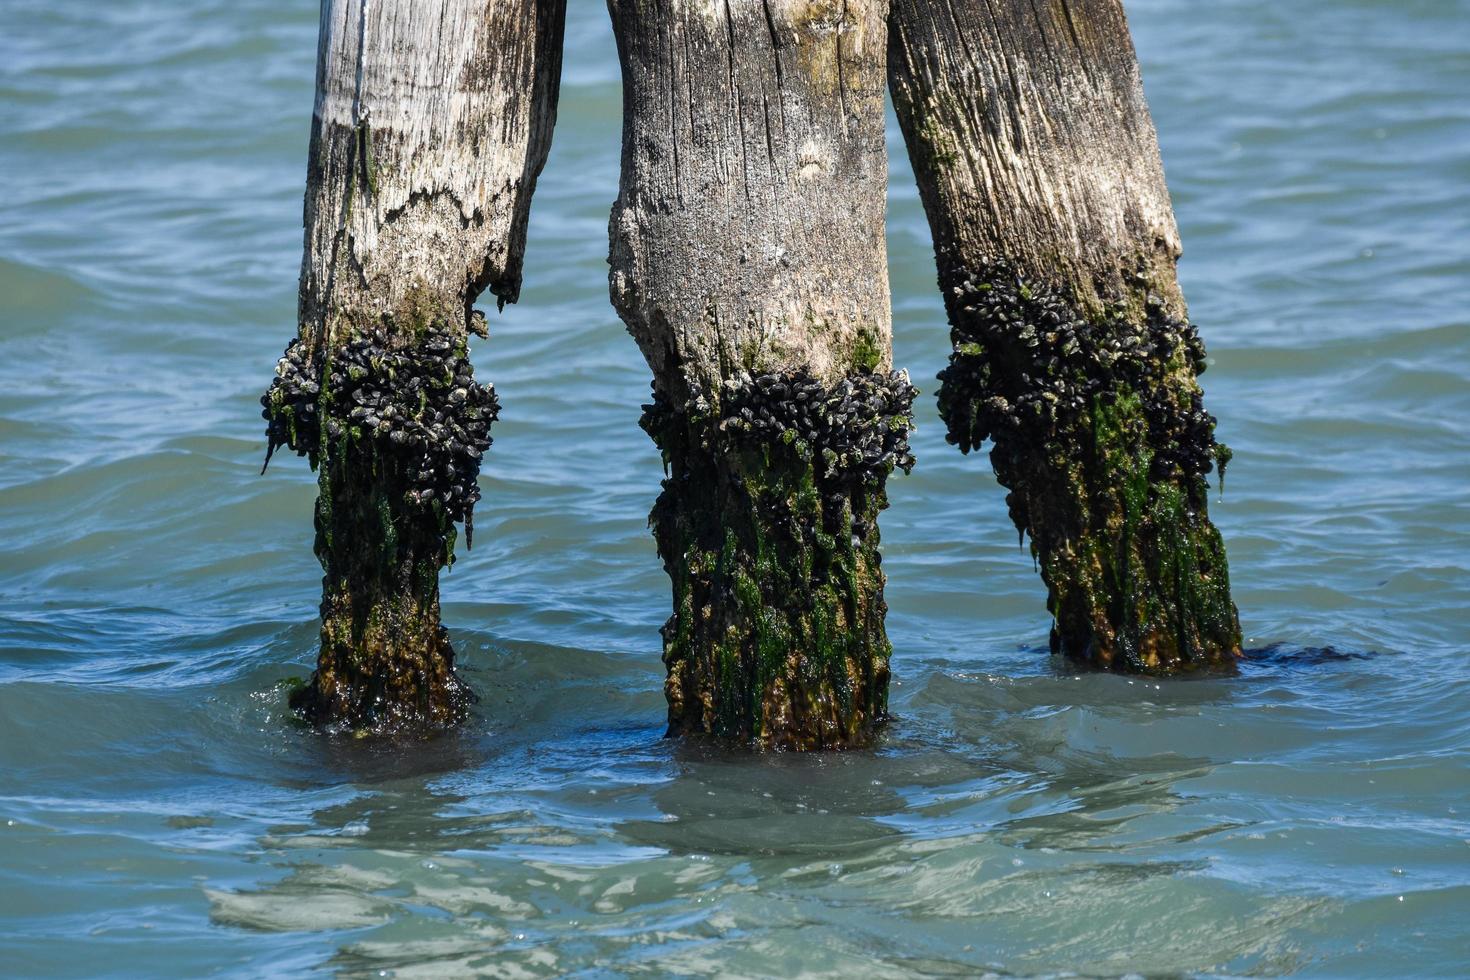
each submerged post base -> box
[641,369,916,750]
[937,262,1241,673]
[291,590,475,732]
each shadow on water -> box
[196,632,1417,975]
[1243,642,1382,668]
[1006,641,1384,679]
[618,740,914,859]
[268,725,490,789]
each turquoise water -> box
[2,0,1468,974]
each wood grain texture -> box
[889,0,1182,316]
[301,0,566,344]
[608,0,892,393]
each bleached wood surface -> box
[300,0,565,345]
[608,0,892,392]
[888,0,1183,315]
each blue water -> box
[2,0,1468,975]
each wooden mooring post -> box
[888,0,1241,672]
[607,0,916,748]
[261,0,566,731]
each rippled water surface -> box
[3,0,1469,975]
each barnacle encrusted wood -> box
[262,326,497,729]
[262,331,499,544]
[888,0,1241,671]
[608,0,908,747]
[642,371,916,748]
[260,0,565,731]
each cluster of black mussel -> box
[644,368,918,487]
[937,260,1225,490]
[261,328,498,542]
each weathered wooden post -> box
[260,0,565,731]
[607,0,916,748]
[888,0,1241,672]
